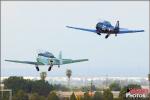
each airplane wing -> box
[66,26,96,33]
[62,59,88,64]
[5,60,38,65]
[118,28,144,34]
[71,59,89,63]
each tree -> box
[66,69,72,87]
[103,89,113,100]
[93,91,104,100]
[31,80,54,96]
[47,92,59,100]
[40,72,47,81]
[109,82,121,91]
[70,92,77,100]
[29,93,40,100]
[13,90,29,100]
[81,86,90,92]
[29,93,45,100]
[3,76,54,97]
[3,76,28,94]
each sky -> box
[1,1,149,77]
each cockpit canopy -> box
[103,21,112,26]
[96,21,113,29]
[38,52,55,58]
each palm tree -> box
[66,69,72,87]
[40,72,47,81]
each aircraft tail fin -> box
[59,51,62,59]
[115,20,119,30]
[59,51,63,64]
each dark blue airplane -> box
[66,21,144,39]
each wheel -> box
[35,66,39,71]
[105,35,109,39]
[48,66,52,71]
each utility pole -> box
[90,80,93,96]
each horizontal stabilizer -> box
[118,28,144,34]
[72,59,89,63]
[62,59,88,65]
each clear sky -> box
[1,1,149,77]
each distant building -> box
[56,91,120,99]
[0,83,12,100]
[56,91,93,100]
[0,84,4,90]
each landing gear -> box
[35,65,39,71]
[48,66,52,71]
[97,33,101,35]
[96,29,101,35]
[48,60,53,71]
[105,34,110,39]
[48,65,53,71]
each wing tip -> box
[66,26,72,28]
[137,29,144,32]
[83,59,89,61]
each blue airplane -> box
[66,20,144,39]
[5,51,88,71]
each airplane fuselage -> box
[36,56,60,65]
[36,56,74,66]
[96,21,119,35]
